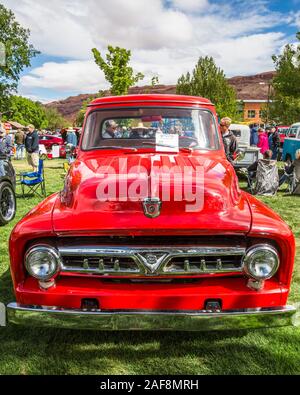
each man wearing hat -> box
[25,124,39,172]
[0,123,13,157]
[103,120,118,139]
[219,117,237,164]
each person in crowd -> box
[219,117,237,164]
[257,128,269,154]
[279,149,300,189]
[65,127,78,162]
[75,128,81,143]
[66,127,78,147]
[0,124,13,157]
[15,128,26,160]
[268,126,280,160]
[250,123,259,146]
[102,120,118,139]
[247,149,279,195]
[24,124,39,172]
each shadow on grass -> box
[0,321,299,374]
[0,269,14,304]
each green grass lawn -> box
[0,159,299,375]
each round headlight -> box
[243,244,280,280]
[25,246,60,281]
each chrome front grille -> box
[58,246,246,276]
[59,248,145,275]
[163,254,243,274]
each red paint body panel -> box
[9,95,296,315]
[53,152,251,235]
[16,276,286,311]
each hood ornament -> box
[142,197,162,218]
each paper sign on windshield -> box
[155,133,179,152]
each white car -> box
[229,124,261,168]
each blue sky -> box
[1,0,300,103]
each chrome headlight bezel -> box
[243,244,280,281]
[25,245,61,281]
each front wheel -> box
[0,181,16,226]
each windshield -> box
[82,108,219,151]
[288,127,299,136]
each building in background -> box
[228,71,274,124]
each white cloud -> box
[1,0,289,56]
[21,60,106,93]
[19,31,284,97]
[171,0,209,13]
[2,0,95,59]
[0,0,296,101]
[294,11,300,28]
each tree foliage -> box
[3,96,47,129]
[44,107,68,130]
[176,56,237,119]
[76,91,105,126]
[268,32,300,124]
[0,4,39,110]
[92,45,144,96]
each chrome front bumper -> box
[0,303,298,331]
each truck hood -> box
[53,153,251,236]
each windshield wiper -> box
[96,146,138,151]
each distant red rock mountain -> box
[46,71,275,122]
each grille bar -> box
[58,246,246,276]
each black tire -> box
[0,181,16,226]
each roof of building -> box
[7,121,25,129]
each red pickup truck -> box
[0,95,297,331]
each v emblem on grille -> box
[137,252,168,273]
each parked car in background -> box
[275,126,290,161]
[276,126,290,146]
[39,134,66,158]
[1,94,297,331]
[0,154,16,226]
[229,123,260,168]
[282,122,300,163]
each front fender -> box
[9,193,59,287]
[245,192,295,289]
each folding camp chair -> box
[20,159,46,198]
[254,159,279,196]
[290,173,300,195]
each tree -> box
[176,56,237,119]
[268,32,300,124]
[3,96,48,129]
[76,97,95,126]
[0,4,39,110]
[44,107,68,130]
[151,76,159,87]
[92,45,144,96]
[76,91,105,126]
